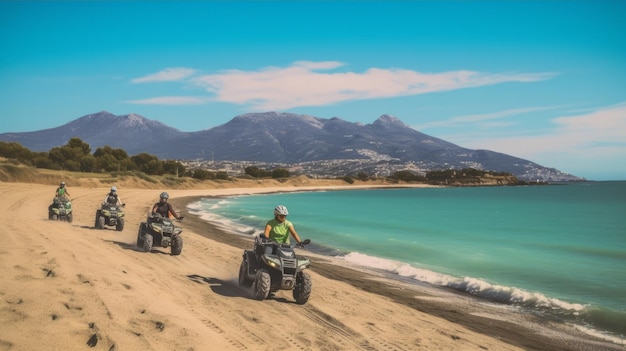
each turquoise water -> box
[187,182,626,341]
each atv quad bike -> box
[239,236,312,304]
[95,203,125,231]
[48,196,73,223]
[136,213,184,255]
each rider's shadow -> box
[106,240,170,254]
[187,275,246,298]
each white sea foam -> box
[187,201,260,237]
[341,251,586,312]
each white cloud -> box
[190,62,557,110]
[127,62,555,107]
[416,106,563,130]
[444,103,626,178]
[132,68,196,83]
[125,96,207,105]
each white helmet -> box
[111,186,117,192]
[274,205,289,217]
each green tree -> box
[271,168,290,178]
[0,142,34,162]
[162,160,186,176]
[66,137,91,155]
[191,169,213,180]
[131,153,163,175]
[392,170,424,182]
[79,155,98,172]
[245,166,266,178]
[215,171,229,180]
[97,153,120,172]
[356,172,369,181]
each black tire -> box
[253,268,271,300]
[171,235,183,255]
[143,233,153,253]
[136,223,146,247]
[98,216,105,229]
[116,218,124,232]
[293,271,312,305]
[94,211,100,228]
[238,260,253,288]
[67,213,73,223]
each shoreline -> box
[2,181,623,351]
[171,193,624,351]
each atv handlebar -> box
[256,236,310,248]
[149,212,183,221]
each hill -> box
[0,111,583,182]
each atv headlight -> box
[298,258,310,269]
[150,223,162,233]
[263,256,281,269]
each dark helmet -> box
[160,192,169,200]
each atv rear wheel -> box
[293,272,312,305]
[253,268,271,300]
[171,235,183,255]
[239,260,253,288]
[143,233,153,253]
[67,213,73,223]
[116,218,124,232]
[94,211,101,228]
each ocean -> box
[186,181,626,344]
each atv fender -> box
[243,250,259,279]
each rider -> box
[263,205,303,245]
[103,186,123,206]
[151,192,181,219]
[55,181,70,198]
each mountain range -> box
[0,111,582,181]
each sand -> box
[0,181,622,351]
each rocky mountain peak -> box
[372,114,408,129]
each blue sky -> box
[1,1,625,180]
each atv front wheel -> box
[293,271,312,305]
[239,261,253,288]
[253,268,271,300]
[97,216,105,229]
[94,211,101,228]
[171,235,183,255]
[116,218,124,232]
[52,214,58,221]
[143,233,153,253]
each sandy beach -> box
[0,180,622,351]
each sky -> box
[1,1,625,180]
